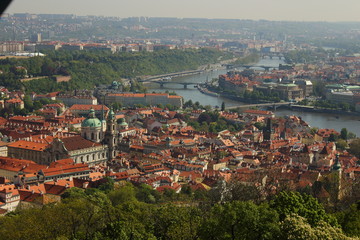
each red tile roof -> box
[68,104,109,111]
[60,136,101,151]
[8,140,49,152]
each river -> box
[275,109,360,136]
[147,57,360,135]
[147,57,283,107]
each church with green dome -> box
[80,107,129,161]
[81,108,103,143]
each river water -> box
[275,109,360,137]
[147,57,360,135]
[147,57,283,107]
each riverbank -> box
[287,105,360,116]
[275,108,360,136]
[146,57,285,108]
[197,84,219,97]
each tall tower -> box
[332,153,343,201]
[103,108,117,159]
[263,118,274,141]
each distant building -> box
[56,91,97,106]
[0,42,24,53]
[66,104,109,118]
[255,83,304,101]
[61,44,83,51]
[30,33,42,43]
[219,72,258,94]
[295,79,313,97]
[105,93,183,108]
[326,90,354,105]
[5,98,24,109]
[35,43,62,51]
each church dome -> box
[81,108,102,127]
[117,117,128,126]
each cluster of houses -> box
[219,55,360,108]
[0,96,357,214]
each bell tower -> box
[263,118,274,141]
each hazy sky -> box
[5,0,360,22]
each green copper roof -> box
[117,117,128,126]
[108,108,115,120]
[81,108,102,127]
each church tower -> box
[263,118,274,141]
[332,153,343,201]
[103,108,117,159]
[81,108,102,143]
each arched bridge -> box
[140,70,203,82]
[241,65,278,71]
[225,102,292,110]
[222,64,278,71]
[260,53,285,60]
[152,81,198,89]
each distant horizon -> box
[4,12,360,24]
[5,0,360,22]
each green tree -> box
[281,214,355,240]
[199,201,280,240]
[336,204,360,237]
[328,133,338,142]
[349,139,360,158]
[270,191,338,227]
[341,128,349,140]
[153,205,202,240]
[108,182,138,206]
[336,139,349,150]
[135,184,159,203]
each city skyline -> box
[5,0,360,22]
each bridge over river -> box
[225,102,292,110]
[139,70,204,82]
[149,81,197,88]
[223,64,279,71]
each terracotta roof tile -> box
[60,136,101,151]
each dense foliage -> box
[1,181,360,240]
[233,53,260,65]
[0,48,231,93]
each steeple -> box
[108,108,115,120]
[332,154,341,171]
[263,118,274,141]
